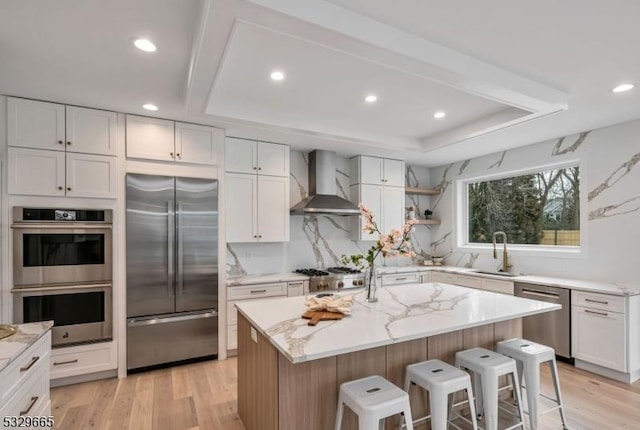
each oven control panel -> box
[55,210,77,221]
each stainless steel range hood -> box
[290,150,360,216]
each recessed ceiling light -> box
[134,38,156,52]
[434,111,446,119]
[142,103,158,111]
[270,71,285,81]
[612,83,634,93]
[365,94,378,103]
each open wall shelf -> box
[405,187,441,196]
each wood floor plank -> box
[50,356,640,430]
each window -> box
[466,165,580,247]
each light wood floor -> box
[51,358,640,430]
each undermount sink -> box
[474,270,520,278]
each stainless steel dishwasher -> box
[514,283,572,360]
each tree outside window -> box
[468,166,580,246]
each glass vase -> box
[364,264,379,302]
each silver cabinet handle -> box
[20,356,40,372]
[53,359,79,366]
[395,277,408,281]
[288,282,303,287]
[20,396,39,416]
[250,289,267,294]
[585,309,608,316]
[521,289,561,300]
[585,298,608,305]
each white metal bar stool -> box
[335,375,414,430]
[455,347,525,430]
[496,338,569,430]
[403,359,479,430]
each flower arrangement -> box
[341,203,418,301]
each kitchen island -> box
[236,283,560,430]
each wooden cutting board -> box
[302,310,344,326]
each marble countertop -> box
[0,321,53,373]
[236,282,559,364]
[226,272,310,286]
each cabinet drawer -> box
[482,279,514,295]
[50,342,114,380]
[227,324,238,350]
[0,333,50,404]
[454,275,484,289]
[572,305,626,371]
[0,360,49,419]
[381,272,420,286]
[227,283,287,300]
[431,272,456,284]
[573,291,625,313]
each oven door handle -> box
[11,283,112,293]
[11,224,112,229]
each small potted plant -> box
[424,209,433,219]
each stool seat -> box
[497,339,568,430]
[456,347,525,430]
[335,375,414,430]
[405,359,478,430]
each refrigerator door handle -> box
[167,200,175,297]
[177,202,184,296]
[127,310,218,326]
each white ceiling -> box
[1,0,639,166]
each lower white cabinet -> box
[572,291,627,372]
[420,272,432,283]
[8,147,117,198]
[381,272,421,286]
[431,272,456,284]
[50,341,117,381]
[0,331,51,428]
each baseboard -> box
[574,359,640,384]
[51,369,118,388]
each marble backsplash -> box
[226,151,435,277]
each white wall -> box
[226,150,434,276]
[430,119,640,284]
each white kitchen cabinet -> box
[8,147,116,198]
[8,98,117,156]
[350,155,405,187]
[126,116,222,165]
[572,291,627,372]
[287,280,309,297]
[225,173,289,243]
[454,274,514,295]
[225,137,289,177]
[351,184,404,240]
[381,272,421,286]
[50,341,116,381]
[431,272,456,284]
[7,97,65,151]
[420,272,432,283]
[0,331,51,427]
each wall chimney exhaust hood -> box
[290,150,360,216]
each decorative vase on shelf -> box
[364,264,379,303]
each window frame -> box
[453,158,588,259]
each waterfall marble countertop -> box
[0,321,53,372]
[235,283,559,364]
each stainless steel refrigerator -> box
[126,173,218,370]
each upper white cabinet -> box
[8,98,117,155]
[7,98,118,198]
[225,138,290,243]
[126,115,222,166]
[351,184,404,240]
[351,155,405,187]
[226,137,289,177]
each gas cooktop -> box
[294,267,364,292]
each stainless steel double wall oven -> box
[12,208,113,346]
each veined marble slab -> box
[513,275,640,296]
[236,283,559,363]
[0,321,53,372]
[226,272,310,286]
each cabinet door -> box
[225,173,258,242]
[572,306,626,371]
[125,115,175,162]
[358,156,384,185]
[8,98,65,151]
[8,147,65,196]
[383,159,405,187]
[353,184,383,241]
[226,137,257,174]
[65,106,118,156]
[175,122,221,165]
[431,272,456,284]
[257,141,289,177]
[66,153,117,198]
[382,186,404,234]
[257,176,290,242]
